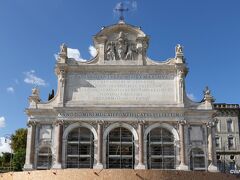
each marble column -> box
[177,120,188,170]
[23,121,36,170]
[207,121,218,172]
[52,120,63,169]
[94,121,103,169]
[136,121,145,169]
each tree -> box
[12,149,25,171]
[11,128,27,152]
[11,128,27,171]
[0,152,12,172]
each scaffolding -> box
[37,147,52,170]
[147,127,175,169]
[107,127,134,169]
[190,148,205,171]
[66,127,94,168]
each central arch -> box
[103,122,138,168]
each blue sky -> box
[0,0,240,137]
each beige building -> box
[214,103,240,172]
[24,20,218,172]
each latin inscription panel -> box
[66,72,176,104]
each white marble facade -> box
[24,21,218,172]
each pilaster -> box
[207,121,218,172]
[135,120,146,169]
[94,120,104,169]
[52,120,63,169]
[177,120,188,170]
[23,121,36,170]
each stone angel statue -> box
[175,44,183,54]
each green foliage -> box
[11,128,27,152]
[11,128,27,171]
[0,152,13,172]
[12,149,26,171]
[0,128,27,172]
[1,152,12,164]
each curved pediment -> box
[95,22,147,38]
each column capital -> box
[27,120,37,127]
[96,120,104,125]
[206,121,215,128]
[53,120,64,126]
[137,120,145,125]
[177,120,187,125]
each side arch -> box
[144,123,179,142]
[62,122,98,168]
[63,122,98,140]
[144,123,180,169]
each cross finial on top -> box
[115,2,129,22]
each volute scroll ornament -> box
[27,120,37,127]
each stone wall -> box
[0,169,238,180]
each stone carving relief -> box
[105,31,140,60]
[39,125,52,140]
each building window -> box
[66,127,94,168]
[190,148,205,171]
[229,162,236,171]
[216,154,224,172]
[228,137,234,150]
[147,127,175,169]
[106,127,134,169]
[227,119,233,132]
[230,155,235,160]
[37,147,52,170]
[215,120,220,132]
[215,137,220,149]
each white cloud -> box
[114,1,137,14]
[0,117,5,128]
[67,48,87,62]
[54,54,58,61]
[6,87,14,93]
[187,93,196,101]
[24,70,46,86]
[88,45,97,57]
[56,46,97,62]
[126,0,137,10]
[131,1,137,10]
[0,137,12,155]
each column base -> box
[177,163,189,171]
[135,163,146,169]
[52,163,62,169]
[208,163,218,172]
[93,163,103,169]
[23,164,34,171]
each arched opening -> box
[190,148,205,171]
[37,147,52,170]
[106,127,134,169]
[147,127,176,169]
[66,127,94,168]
